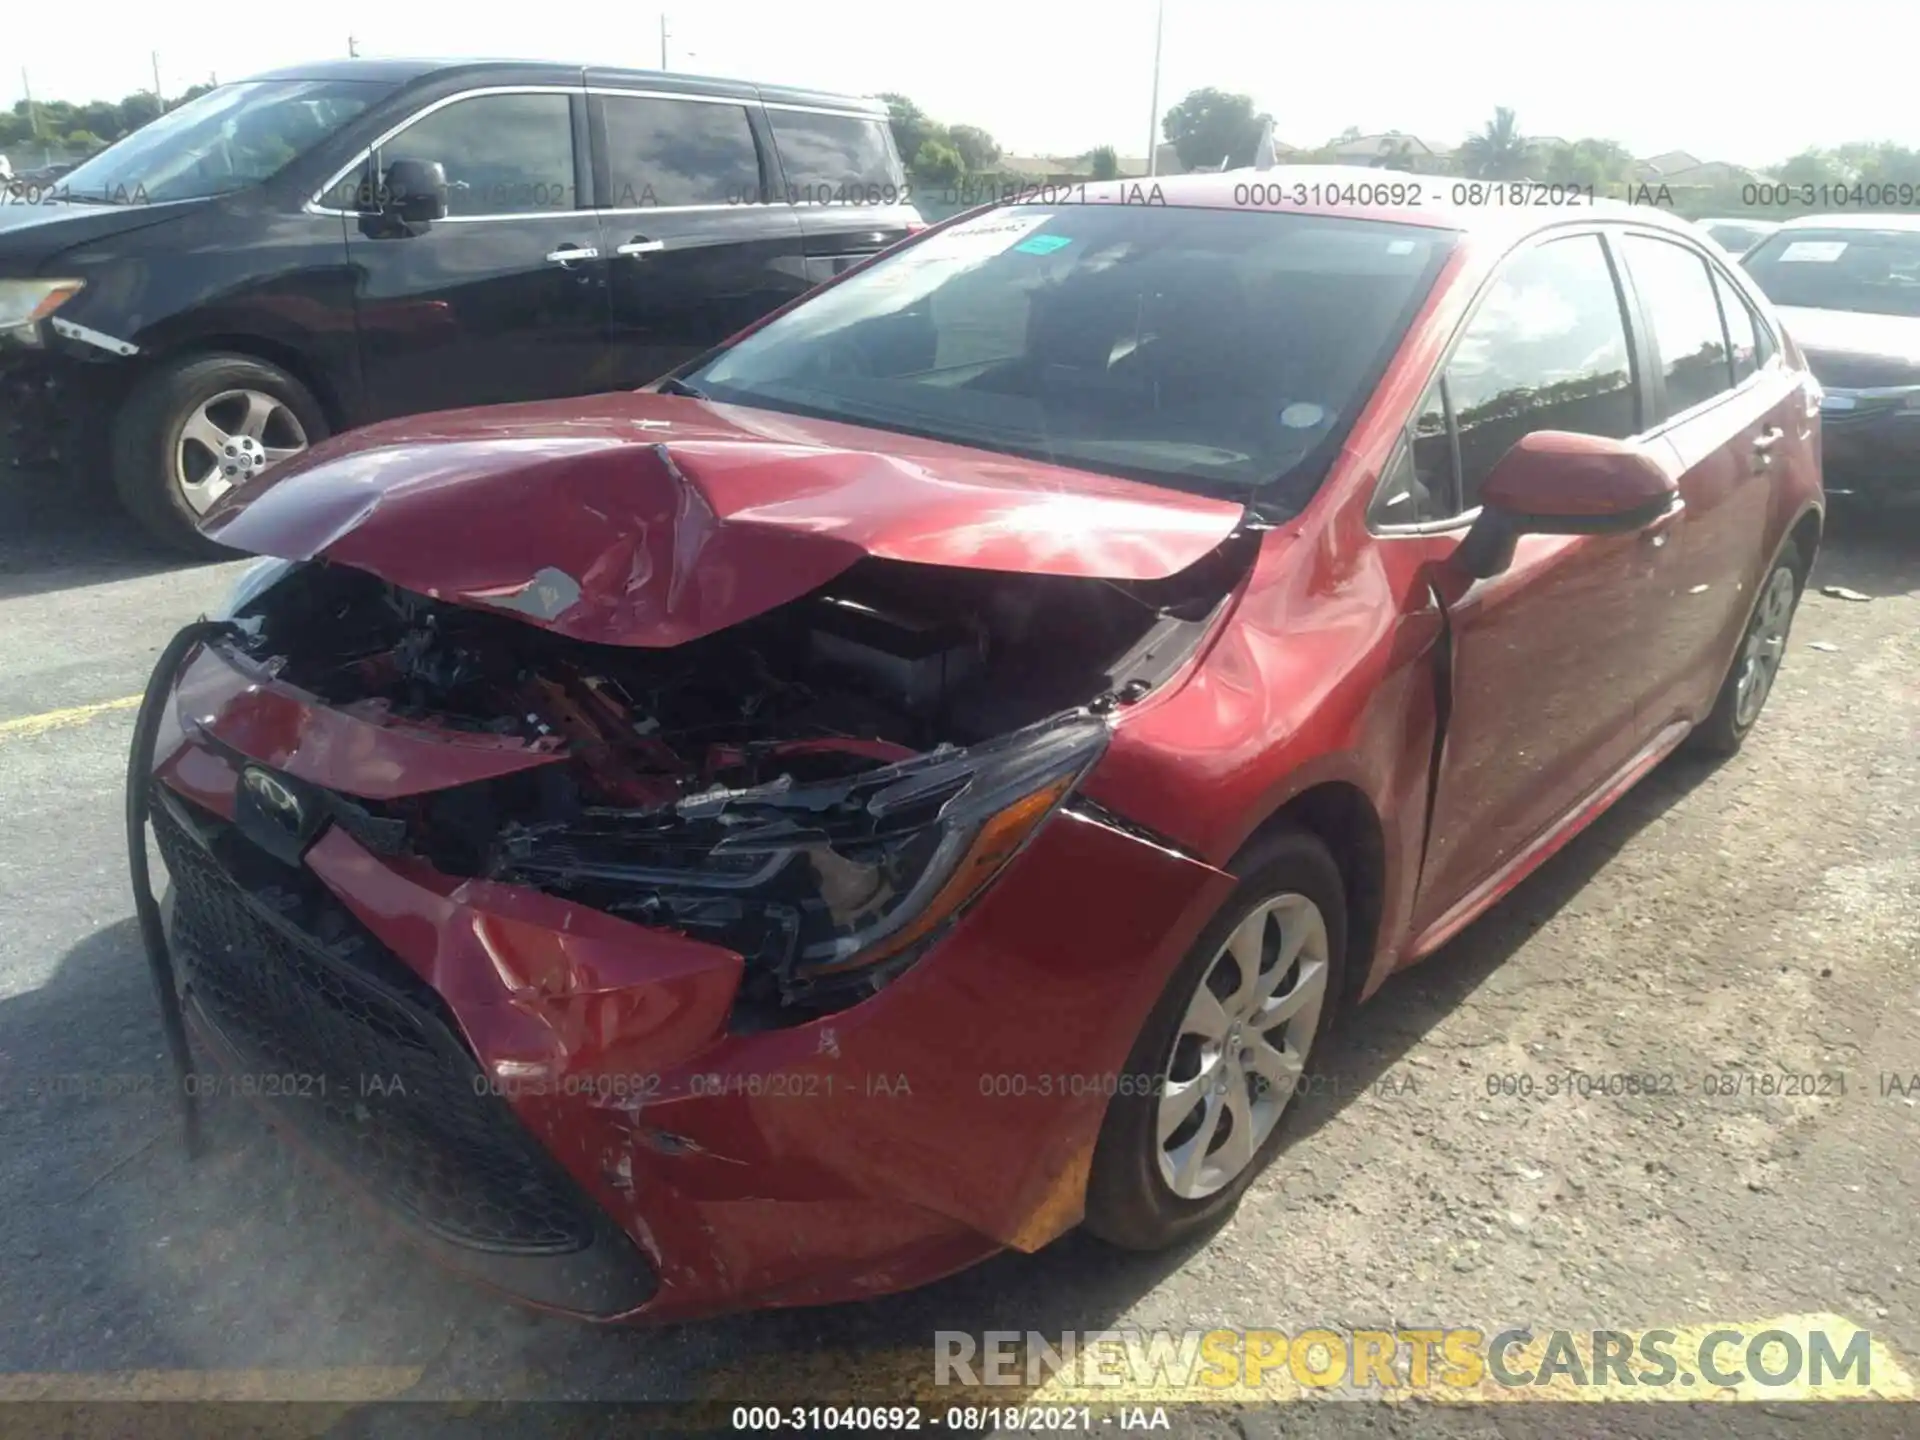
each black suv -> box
[0,59,918,551]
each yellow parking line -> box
[0,695,141,744]
[0,1366,423,1401]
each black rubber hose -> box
[126,619,236,1158]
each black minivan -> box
[0,59,919,551]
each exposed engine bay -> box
[221,537,1254,1022]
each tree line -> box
[880,88,1920,218]
[2,85,218,156]
[10,80,1918,217]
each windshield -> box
[684,204,1455,508]
[57,80,388,204]
[1742,228,1920,318]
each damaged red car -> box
[129,174,1824,1322]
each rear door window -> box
[599,94,763,208]
[1620,234,1736,417]
[766,109,905,204]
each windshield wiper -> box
[656,376,710,399]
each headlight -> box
[489,716,1111,1011]
[209,556,298,621]
[0,278,85,340]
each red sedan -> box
[129,171,1823,1322]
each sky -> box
[6,1,1919,168]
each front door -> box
[1381,230,1673,932]
[588,90,808,390]
[344,88,614,421]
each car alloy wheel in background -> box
[173,388,311,515]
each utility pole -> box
[20,67,38,140]
[1145,0,1165,176]
[348,35,360,57]
[152,51,163,107]
[659,14,669,70]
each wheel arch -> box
[132,334,348,433]
[1235,779,1387,1019]
[1784,503,1823,580]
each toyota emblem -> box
[242,766,304,834]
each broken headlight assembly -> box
[0,278,85,344]
[211,556,299,621]
[487,715,1111,1019]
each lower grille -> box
[152,788,598,1256]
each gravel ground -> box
[0,478,1914,1437]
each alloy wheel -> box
[1156,892,1330,1200]
[1732,565,1798,731]
[173,389,310,515]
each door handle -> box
[1642,495,1686,547]
[616,238,666,257]
[545,244,599,266]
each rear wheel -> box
[111,353,326,556]
[1690,543,1804,757]
[1083,828,1346,1251]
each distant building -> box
[1633,149,1703,182]
[1001,151,1160,180]
[1653,158,1768,187]
[1321,132,1453,172]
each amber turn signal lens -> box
[808,773,1078,973]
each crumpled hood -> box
[204,392,1247,647]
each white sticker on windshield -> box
[1778,240,1849,262]
[1280,403,1326,429]
[929,211,1056,251]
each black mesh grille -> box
[152,788,600,1256]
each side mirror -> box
[1455,430,1678,579]
[381,159,449,224]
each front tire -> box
[111,353,327,557]
[1083,827,1347,1251]
[1689,542,1804,758]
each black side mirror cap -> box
[382,159,449,224]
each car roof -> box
[240,57,886,112]
[1016,167,1710,242]
[1770,211,1920,233]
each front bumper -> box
[144,636,1234,1321]
[0,333,123,472]
[1818,392,1920,495]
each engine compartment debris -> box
[217,538,1253,1020]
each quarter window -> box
[600,96,761,207]
[1371,380,1455,525]
[1414,234,1638,515]
[767,110,903,197]
[1712,267,1759,384]
[381,93,576,217]
[1620,234,1735,416]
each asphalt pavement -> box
[0,475,1916,1438]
